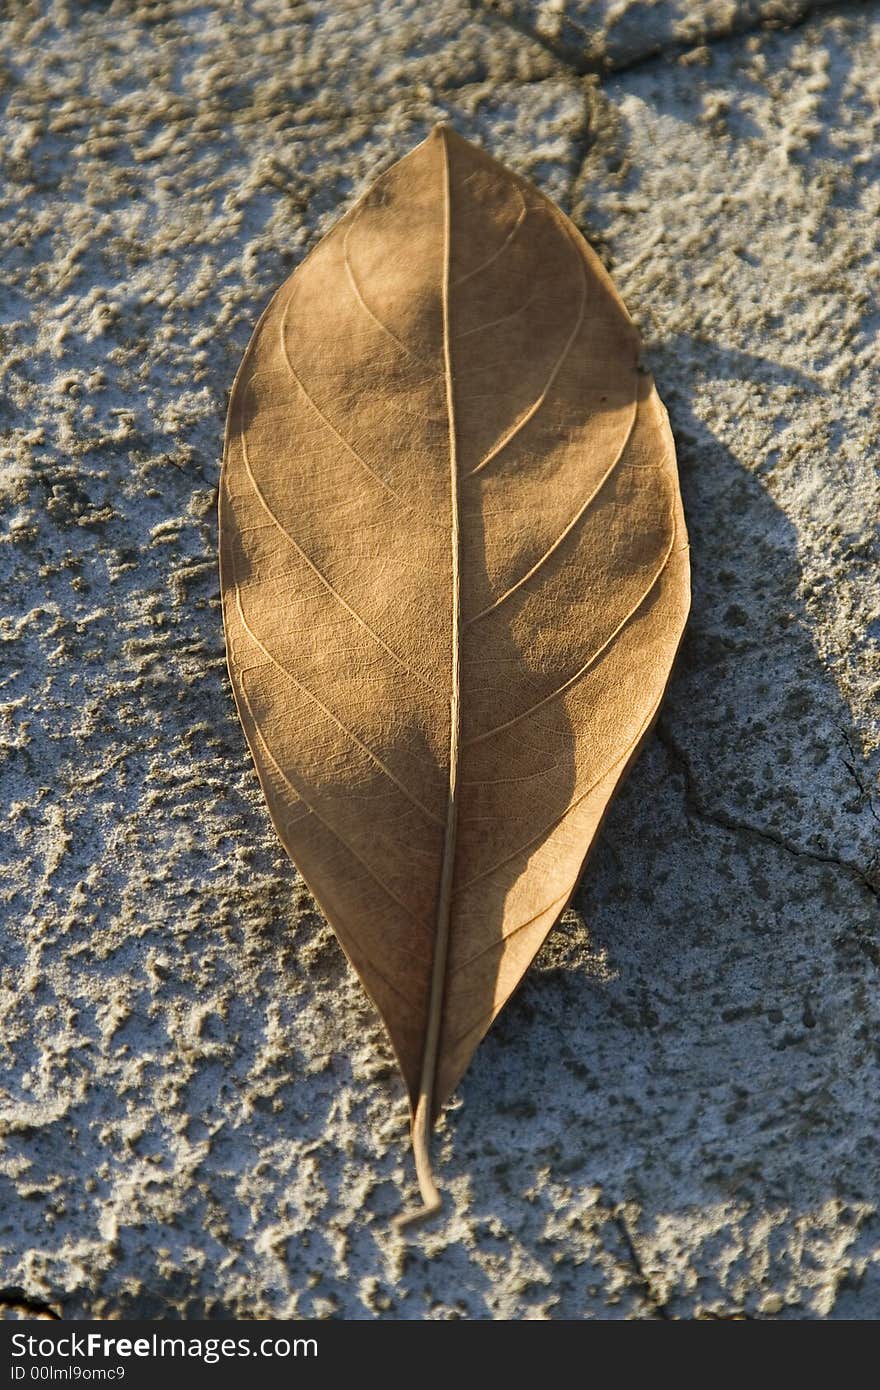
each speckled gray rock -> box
[0,0,877,1320]
[479,0,850,69]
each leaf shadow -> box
[446,334,880,1314]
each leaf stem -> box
[395,124,461,1233]
[393,1096,443,1231]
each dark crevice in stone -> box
[469,0,587,75]
[840,726,880,831]
[564,83,599,209]
[607,1205,672,1318]
[473,0,874,80]
[0,1287,61,1320]
[655,722,880,908]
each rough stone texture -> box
[479,0,850,69]
[0,0,877,1321]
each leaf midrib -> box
[406,127,461,1216]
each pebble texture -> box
[0,0,878,1320]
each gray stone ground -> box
[0,0,877,1320]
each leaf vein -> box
[465,395,639,625]
[236,667,431,935]
[464,497,675,747]
[458,696,663,895]
[343,209,435,367]
[452,284,540,341]
[237,390,441,695]
[451,185,527,288]
[278,288,408,505]
[233,582,445,828]
[465,230,587,478]
[449,889,571,978]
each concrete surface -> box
[0,0,877,1319]
[480,0,847,69]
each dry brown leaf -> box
[219,126,690,1225]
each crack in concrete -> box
[607,1204,671,1318]
[0,1287,61,1320]
[469,0,588,76]
[472,0,870,79]
[655,722,880,907]
[840,726,880,831]
[564,82,599,209]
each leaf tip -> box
[430,120,466,147]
